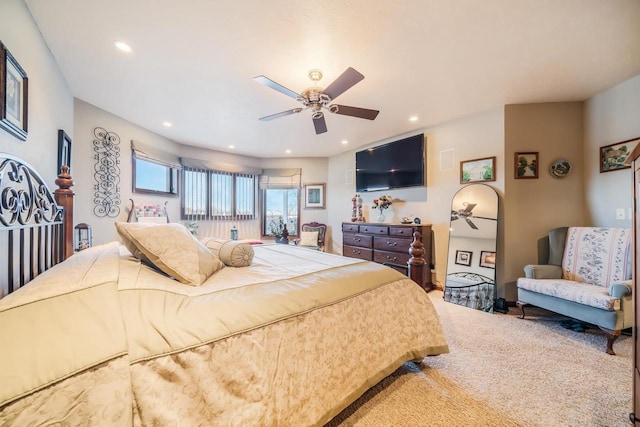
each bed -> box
[0,153,449,426]
[444,272,495,312]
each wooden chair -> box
[294,222,327,251]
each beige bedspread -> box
[0,243,448,426]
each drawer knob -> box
[354,249,361,254]
[387,241,397,246]
[355,238,361,242]
[386,255,398,261]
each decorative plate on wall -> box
[549,159,571,178]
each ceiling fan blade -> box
[322,67,364,100]
[463,203,477,213]
[465,218,478,229]
[313,115,327,134]
[259,108,303,121]
[331,104,379,120]
[253,75,301,100]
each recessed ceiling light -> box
[114,41,132,52]
[162,121,172,127]
[341,140,348,145]
[409,116,418,122]
[285,150,292,154]
[228,145,235,149]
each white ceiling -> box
[25,0,640,158]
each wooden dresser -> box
[342,222,433,291]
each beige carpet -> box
[327,291,633,427]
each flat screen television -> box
[355,133,425,192]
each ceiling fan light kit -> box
[253,67,379,134]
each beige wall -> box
[327,108,505,289]
[0,0,73,182]
[503,102,585,300]
[74,99,329,246]
[584,74,640,227]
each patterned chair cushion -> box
[518,278,621,311]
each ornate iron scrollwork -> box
[92,127,121,218]
[0,155,63,228]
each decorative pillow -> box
[201,238,255,267]
[299,231,319,247]
[115,222,156,263]
[124,223,225,286]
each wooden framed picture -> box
[57,129,72,174]
[460,156,496,184]
[455,250,472,267]
[0,41,28,141]
[480,251,496,269]
[304,183,325,209]
[514,152,538,179]
[600,137,640,173]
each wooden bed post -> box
[54,165,75,259]
[408,231,431,292]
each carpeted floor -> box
[327,290,633,427]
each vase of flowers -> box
[372,195,392,222]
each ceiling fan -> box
[253,67,379,135]
[450,203,496,229]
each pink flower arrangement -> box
[372,195,392,210]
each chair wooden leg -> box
[599,327,621,355]
[516,301,528,319]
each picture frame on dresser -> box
[0,41,28,141]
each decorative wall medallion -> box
[549,159,571,178]
[92,127,121,217]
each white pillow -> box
[201,238,254,267]
[299,231,319,247]
[123,223,225,286]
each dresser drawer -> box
[343,245,373,261]
[343,233,373,248]
[373,236,412,253]
[359,225,388,235]
[374,249,411,266]
[342,223,359,233]
[389,226,416,238]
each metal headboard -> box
[0,153,71,297]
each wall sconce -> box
[74,223,92,251]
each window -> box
[133,158,179,195]
[263,189,299,237]
[131,141,181,196]
[182,167,257,220]
[259,168,301,237]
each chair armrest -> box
[609,281,632,298]
[523,264,562,279]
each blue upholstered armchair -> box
[517,226,633,355]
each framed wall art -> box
[57,129,71,174]
[455,250,472,267]
[0,41,28,141]
[460,156,496,184]
[514,152,538,179]
[600,137,640,173]
[304,183,325,209]
[480,251,496,269]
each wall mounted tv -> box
[355,133,425,192]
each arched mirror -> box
[444,184,498,312]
